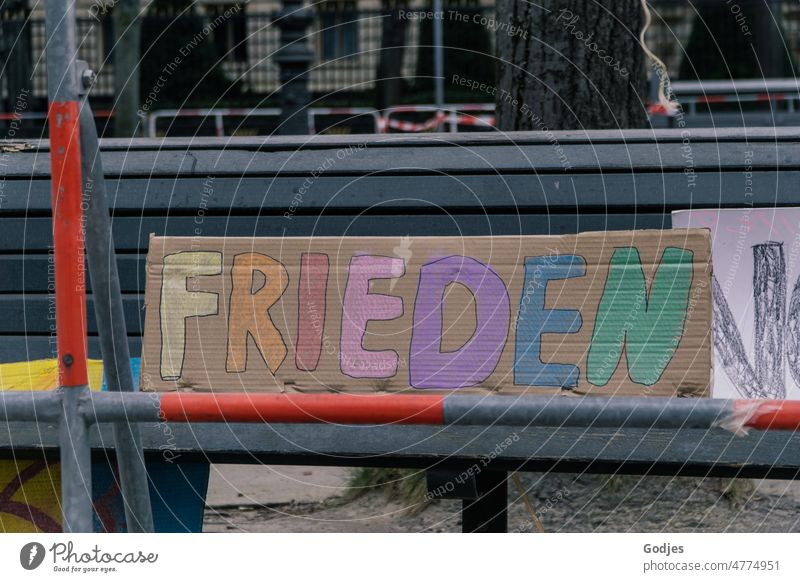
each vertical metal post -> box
[59,386,93,533]
[45,0,93,533]
[275,0,313,135]
[77,63,154,533]
[433,0,444,118]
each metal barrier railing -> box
[381,104,496,133]
[142,105,496,137]
[145,107,383,137]
[306,107,383,135]
[145,107,281,138]
[5,392,800,432]
[9,87,796,136]
[649,78,800,116]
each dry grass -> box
[720,478,755,508]
[345,467,430,514]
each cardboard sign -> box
[141,231,712,397]
[673,208,800,399]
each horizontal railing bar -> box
[83,392,163,423]
[0,390,62,422]
[156,393,446,425]
[444,396,736,430]
[2,392,800,433]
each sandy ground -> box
[202,465,800,533]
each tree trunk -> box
[496,0,648,131]
[113,0,142,138]
[375,1,408,110]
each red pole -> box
[46,0,93,533]
[159,393,445,425]
[739,400,800,431]
[49,101,88,386]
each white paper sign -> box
[673,208,800,399]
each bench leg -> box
[461,470,508,533]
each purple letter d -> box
[410,256,509,389]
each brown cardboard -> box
[140,230,712,397]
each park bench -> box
[2,128,800,532]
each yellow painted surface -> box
[0,359,104,391]
[0,359,103,532]
[0,461,61,533]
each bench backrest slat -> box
[0,131,794,361]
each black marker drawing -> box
[753,243,786,398]
[713,242,786,398]
[787,274,800,390]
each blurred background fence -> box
[1,0,495,110]
[3,0,800,130]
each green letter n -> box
[587,247,693,387]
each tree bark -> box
[496,0,648,131]
[113,0,142,138]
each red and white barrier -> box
[384,110,448,132]
[145,107,282,138]
[0,109,115,121]
[382,104,495,133]
[306,107,382,135]
[648,78,800,117]
[5,104,497,137]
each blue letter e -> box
[514,255,585,388]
